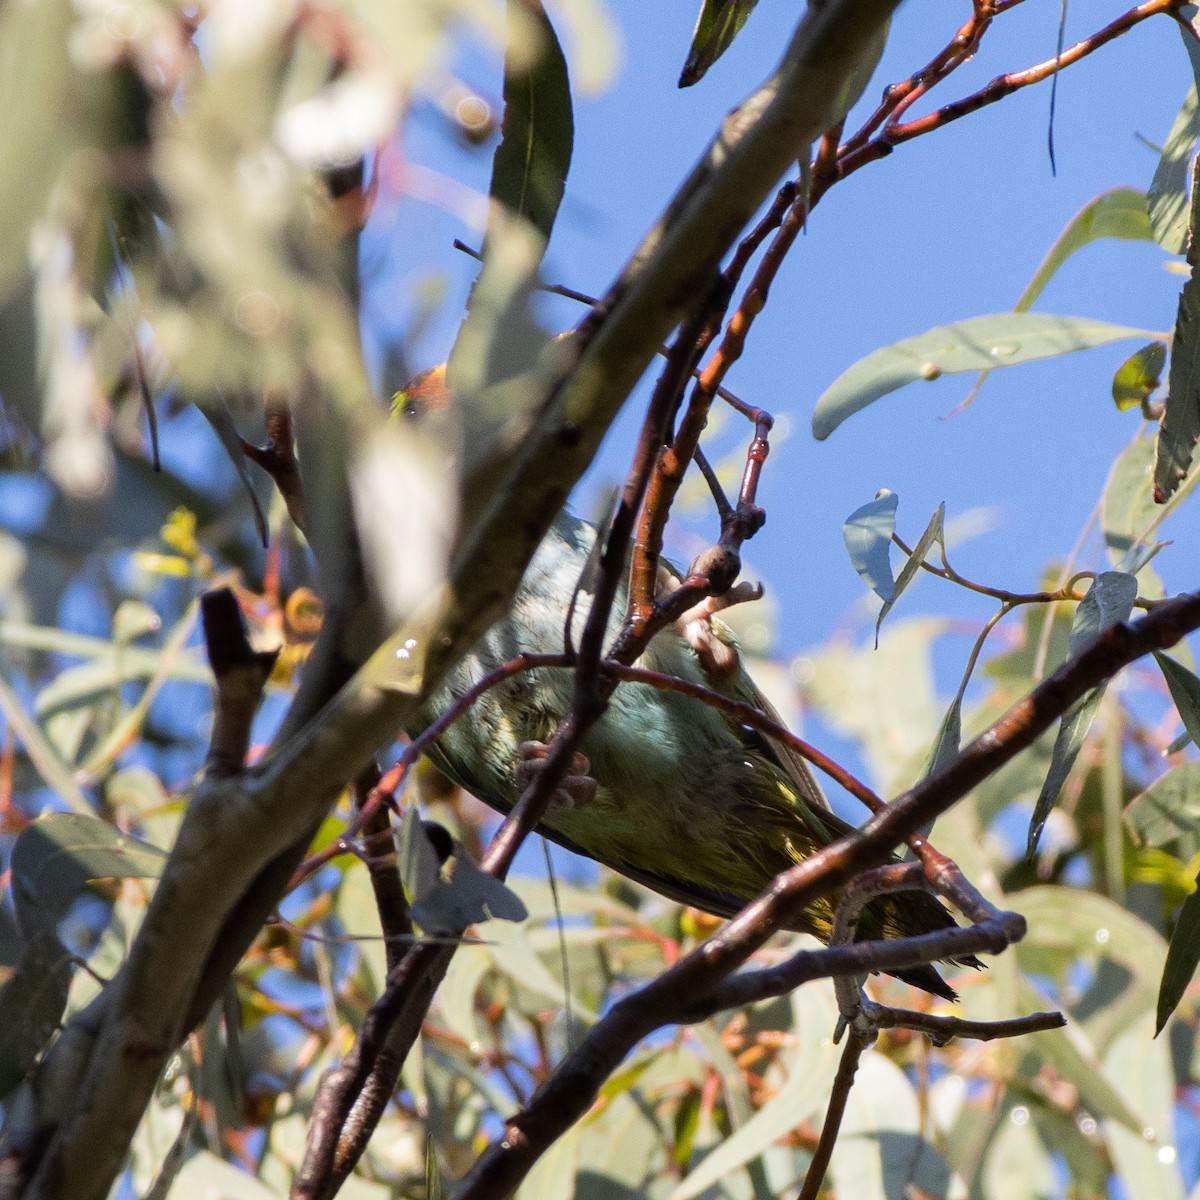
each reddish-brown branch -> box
[839,1,1181,178]
[241,400,307,533]
[797,1028,869,1200]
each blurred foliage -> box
[3,1,1200,1199]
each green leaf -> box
[1018,188,1157,312]
[842,492,897,604]
[489,0,574,247]
[1020,890,1164,1061]
[827,19,889,132]
[924,692,962,780]
[828,1051,948,1200]
[1113,341,1167,411]
[1103,435,1164,567]
[10,813,166,939]
[965,189,1159,406]
[1104,1014,1185,1198]
[1149,85,1200,256]
[1127,762,1200,848]
[1157,869,1200,1032]
[982,1099,1057,1200]
[814,314,1157,440]
[1157,156,1200,502]
[439,950,491,1047]
[1155,650,1200,749]
[169,1151,282,1200]
[678,0,759,87]
[1027,691,1103,860]
[426,1135,444,1200]
[0,931,74,1098]
[1070,571,1139,656]
[0,667,90,814]
[0,0,77,299]
[1023,991,1146,1136]
[877,502,943,637]
[1027,572,1137,858]
[485,918,595,1022]
[668,980,839,1200]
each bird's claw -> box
[517,741,597,810]
[675,583,762,684]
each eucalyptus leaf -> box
[1112,341,1167,411]
[1019,188,1158,312]
[486,919,595,1022]
[1102,434,1197,569]
[966,189,1158,405]
[1023,990,1146,1136]
[193,394,269,547]
[814,314,1157,440]
[679,0,759,87]
[0,667,90,814]
[1155,651,1200,749]
[489,0,574,248]
[842,491,897,604]
[439,950,491,1048]
[0,931,74,1098]
[11,813,167,940]
[1012,887,1163,1005]
[876,501,943,637]
[1156,869,1200,1033]
[668,980,839,1200]
[1070,572,1139,655]
[1157,176,1200,501]
[1149,84,1200,256]
[1027,573,1137,858]
[1126,762,1200,848]
[1103,1015,1186,1199]
[924,692,962,780]
[828,1051,948,1200]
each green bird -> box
[398,368,977,1000]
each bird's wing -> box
[698,613,830,815]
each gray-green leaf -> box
[1126,762,1200,849]
[1028,573,1137,858]
[814,314,1157,440]
[877,502,943,638]
[1157,870,1200,1033]
[1156,155,1200,501]
[1155,651,1200,749]
[0,932,73,1098]
[11,813,166,940]
[488,0,574,248]
[842,492,897,605]
[678,0,759,87]
[1149,85,1200,255]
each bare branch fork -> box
[795,861,1065,1200]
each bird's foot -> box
[675,581,763,684]
[517,741,597,810]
